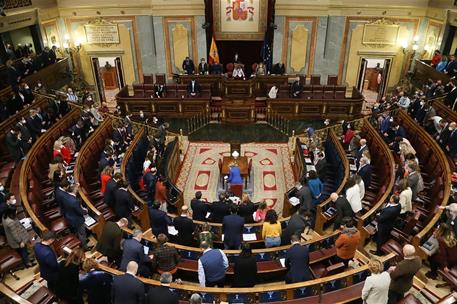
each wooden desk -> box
[221,156,248,177]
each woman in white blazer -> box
[362,259,391,304]
[346,176,362,213]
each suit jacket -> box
[5,131,22,161]
[334,196,354,230]
[7,66,20,86]
[407,172,420,200]
[182,60,195,74]
[237,202,257,223]
[148,207,170,236]
[356,145,368,166]
[222,214,245,249]
[285,244,312,283]
[296,185,313,211]
[357,164,372,187]
[315,158,328,181]
[61,194,85,229]
[120,239,151,275]
[104,178,119,208]
[281,213,307,244]
[448,130,457,156]
[112,273,145,304]
[79,270,113,304]
[187,81,201,95]
[191,199,209,221]
[146,286,179,304]
[173,216,195,246]
[389,257,422,294]
[113,188,135,218]
[96,221,123,261]
[377,204,401,241]
[198,63,209,75]
[210,201,230,223]
[232,255,257,287]
[227,166,243,184]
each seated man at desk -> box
[154,84,166,98]
[211,63,223,75]
[272,62,285,75]
[226,163,243,185]
[232,64,245,80]
[182,56,195,75]
[198,58,209,75]
[291,78,303,98]
[187,79,201,97]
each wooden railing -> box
[412,59,451,87]
[19,108,81,233]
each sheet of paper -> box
[168,226,178,236]
[206,212,211,219]
[305,157,312,164]
[279,258,286,268]
[143,246,149,255]
[306,165,316,171]
[243,233,257,241]
[84,215,96,227]
[289,197,300,206]
[350,164,357,171]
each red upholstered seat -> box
[54,235,81,256]
[229,184,243,197]
[26,286,57,304]
[49,217,69,234]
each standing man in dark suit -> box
[5,128,23,164]
[6,60,20,87]
[222,205,245,249]
[187,79,201,97]
[281,207,310,245]
[148,201,171,237]
[285,234,312,283]
[112,261,145,304]
[34,232,59,293]
[120,230,154,277]
[15,118,32,154]
[104,173,122,208]
[182,56,195,75]
[61,184,89,249]
[113,180,136,226]
[446,122,457,157]
[357,157,372,187]
[210,193,230,223]
[198,58,209,75]
[356,138,368,168]
[295,179,313,211]
[173,206,195,246]
[314,152,328,182]
[191,191,208,221]
[371,195,401,256]
[49,46,57,64]
[96,218,128,265]
[291,79,303,98]
[331,193,354,230]
[146,272,179,304]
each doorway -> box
[90,56,125,108]
[356,58,391,105]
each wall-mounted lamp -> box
[61,34,82,53]
[399,36,419,54]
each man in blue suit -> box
[227,163,243,184]
[370,195,401,256]
[61,184,88,249]
[120,229,154,277]
[285,234,312,283]
[222,205,245,249]
[112,261,145,304]
[148,201,171,237]
[446,122,457,157]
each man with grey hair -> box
[440,203,457,235]
[357,156,372,188]
[112,261,145,304]
[387,244,421,304]
[146,272,179,304]
[120,229,154,277]
[189,293,202,304]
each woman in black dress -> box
[232,243,258,287]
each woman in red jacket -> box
[426,223,457,279]
[100,166,114,193]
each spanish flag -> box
[208,34,220,65]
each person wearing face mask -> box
[0,193,18,220]
[182,56,195,75]
[198,58,209,75]
[440,203,457,236]
[15,117,32,153]
[90,103,104,125]
[445,122,457,157]
[34,80,47,94]
[19,82,34,105]
[66,87,78,103]
[0,184,6,204]
[138,110,147,123]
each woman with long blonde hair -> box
[426,223,457,279]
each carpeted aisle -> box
[176,142,295,215]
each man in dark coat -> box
[148,201,171,236]
[281,207,310,245]
[104,173,122,208]
[222,205,245,249]
[209,193,230,223]
[119,230,153,277]
[331,193,354,230]
[34,232,59,293]
[61,184,88,249]
[96,218,128,264]
[357,157,372,188]
[173,206,195,246]
[371,195,401,256]
[285,234,312,283]
[112,261,145,304]
[146,272,179,304]
[182,56,195,75]
[315,152,328,182]
[113,181,136,225]
[191,191,208,221]
[5,128,23,163]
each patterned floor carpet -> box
[175,142,295,215]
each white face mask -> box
[9,199,16,205]
[21,119,26,124]
[0,186,4,191]
[37,83,42,87]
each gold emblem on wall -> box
[362,18,399,48]
[290,25,308,73]
[172,24,190,73]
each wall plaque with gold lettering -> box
[84,23,120,44]
[363,23,399,45]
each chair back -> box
[229,183,243,197]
